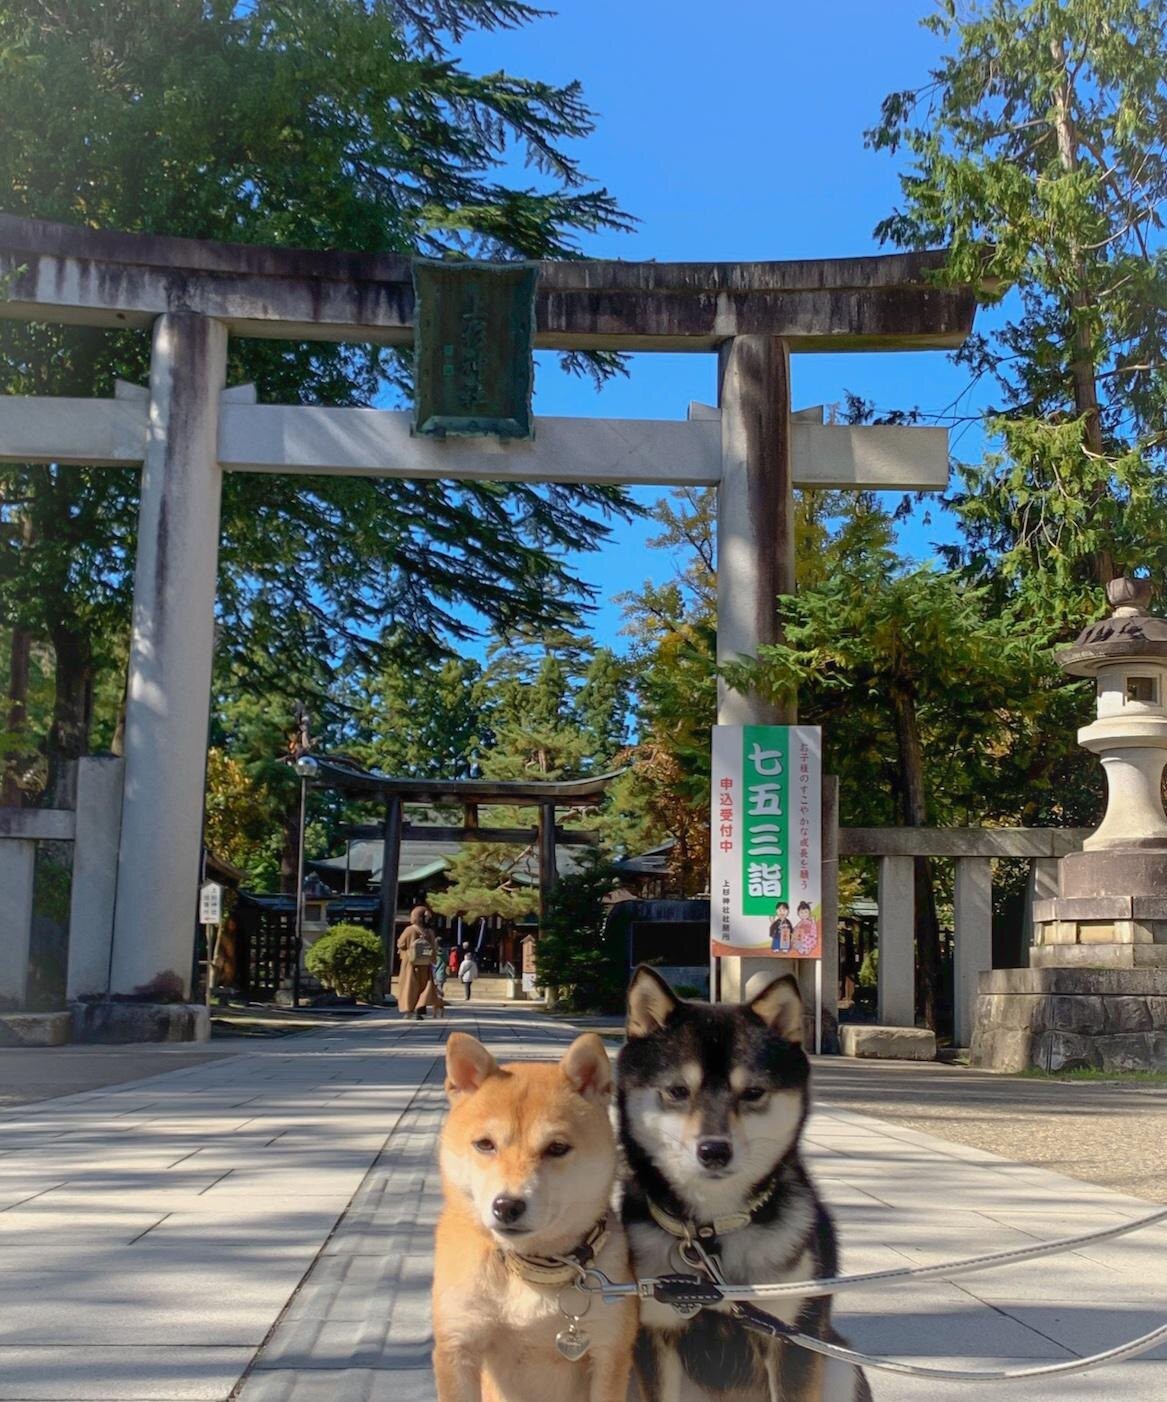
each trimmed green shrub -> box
[672,983,706,1000]
[305,922,384,1000]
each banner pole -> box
[814,958,823,1055]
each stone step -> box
[840,1024,937,1060]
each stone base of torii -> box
[0,215,975,1040]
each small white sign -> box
[521,971,537,994]
[199,881,224,925]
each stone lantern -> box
[1042,575,1167,958]
[971,576,1167,1072]
[300,873,332,950]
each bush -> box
[305,922,384,1000]
[857,948,879,988]
[672,983,706,1000]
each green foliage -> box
[729,545,1082,828]
[535,851,626,1012]
[868,0,1167,615]
[575,648,631,767]
[0,0,635,780]
[611,489,718,889]
[857,949,878,990]
[348,656,490,779]
[304,922,384,1000]
[202,746,283,887]
[671,983,705,999]
[429,844,538,923]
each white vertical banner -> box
[711,724,822,958]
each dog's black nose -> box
[696,1137,734,1169]
[491,1194,527,1225]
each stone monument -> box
[972,576,1167,1071]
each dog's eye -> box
[544,1141,572,1158]
[472,1138,496,1155]
[740,1087,768,1104]
[662,1084,691,1103]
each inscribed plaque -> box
[412,259,537,438]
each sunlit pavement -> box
[0,1008,1164,1400]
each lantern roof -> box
[1058,577,1167,676]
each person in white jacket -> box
[459,943,479,1001]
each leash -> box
[555,1204,1167,1383]
[600,1202,1167,1301]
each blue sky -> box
[458,0,996,648]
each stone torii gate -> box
[0,213,975,1038]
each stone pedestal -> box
[970,967,1167,1072]
[1032,885,1167,970]
[0,1011,71,1047]
[70,1000,210,1044]
[840,1025,936,1061]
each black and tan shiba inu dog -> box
[616,967,871,1402]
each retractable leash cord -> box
[557,1204,1167,1383]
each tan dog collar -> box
[500,1215,610,1286]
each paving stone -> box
[840,1301,1074,1359]
[3,1007,1166,1402]
[0,1346,254,1399]
[238,1368,434,1402]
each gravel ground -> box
[813,1057,1167,1203]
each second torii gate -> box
[0,214,976,1035]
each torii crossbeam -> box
[0,215,976,1031]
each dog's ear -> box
[560,1033,612,1102]
[445,1032,499,1100]
[748,974,803,1044]
[627,965,679,1038]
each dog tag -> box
[555,1322,592,1362]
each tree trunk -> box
[889,678,943,1032]
[110,663,129,757]
[280,801,299,895]
[47,621,93,809]
[1,627,31,807]
[1051,37,1113,585]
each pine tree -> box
[576,648,630,769]
[0,0,634,791]
[348,657,490,779]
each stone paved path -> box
[0,1008,1164,1400]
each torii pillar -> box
[715,335,804,1007]
[109,315,227,1004]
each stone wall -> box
[970,967,1167,1072]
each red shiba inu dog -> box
[433,1031,637,1402]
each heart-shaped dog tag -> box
[555,1324,591,1362]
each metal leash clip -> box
[652,1273,725,1318]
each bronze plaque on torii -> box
[412,259,538,439]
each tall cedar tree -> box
[868,0,1167,624]
[0,0,634,800]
